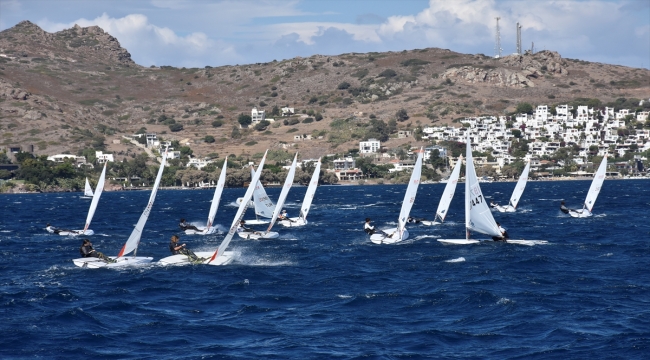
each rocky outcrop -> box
[55,24,134,65]
[500,50,567,76]
[441,66,535,88]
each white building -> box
[95,151,114,164]
[251,107,265,123]
[281,107,295,116]
[47,154,86,166]
[333,157,355,170]
[187,158,213,170]
[359,138,381,154]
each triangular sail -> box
[397,149,423,236]
[205,158,227,230]
[434,155,462,222]
[508,161,530,209]
[83,163,107,232]
[251,168,275,218]
[299,158,321,220]
[84,178,94,197]
[266,154,298,233]
[465,134,501,238]
[209,151,268,263]
[117,148,167,257]
[584,155,607,212]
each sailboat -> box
[80,177,94,199]
[238,154,298,240]
[492,160,530,213]
[567,155,607,218]
[279,158,321,227]
[159,151,269,266]
[73,149,168,268]
[184,158,228,235]
[47,163,107,236]
[438,134,547,246]
[241,168,276,225]
[421,155,462,226]
[370,148,423,244]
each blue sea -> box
[1,180,649,359]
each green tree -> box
[516,102,533,115]
[204,135,215,143]
[237,113,252,127]
[396,109,409,122]
[231,126,242,139]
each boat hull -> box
[184,227,218,235]
[569,209,592,218]
[278,217,306,227]
[159,251,234,266]
[237,231,279,240]
[370,228,409,244]
[421,221,441,226]
[494,205,516,213]
[242,219,270,225]
[72,256,153,268]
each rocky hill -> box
[0,20,648,162]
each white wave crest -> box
[445,257,465,263]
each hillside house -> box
[251,107,265,123]
[360,139,381,154]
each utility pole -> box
[494,17,502,58]
[516,23,522,55]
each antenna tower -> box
[531,42,535,54]
[516,23,522,55]
[494,17,502,58]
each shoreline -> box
[1,176,648,194]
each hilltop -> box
[0,21,649,162]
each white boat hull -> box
[437,238,548,246]
[370,228,409,244]
[158,251,234,266]
[72,256,153,268]
[242,219,270,225]
[437,239,481,245]
[569,209,592,218]
[494,205,516,213]
[236,197,254,207]
[420,221,441,226]
[46,226,94,236]
[184,227,218,235]
[278,217,307,227]
[237,231,279,240]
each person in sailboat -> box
[278,209,295,223]
[237,220,262,236]
[364,218,389,236]
[560,201,572,214]
[79,239,116,263]
[46,223,62,234]
[179,218,200,232]
[492,222,509,241]
[169,235,201,261]
[489,201,498,208]
[407,216,421,224]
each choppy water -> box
[1,180,649,359]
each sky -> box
[1,0,648,69]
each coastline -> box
[1,176,648,194]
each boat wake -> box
[445,257,466,263]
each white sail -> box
[508,161,530,209]
[251,168,275,218]
[397,148,423,236]
[584,154,607,212]
[299,159,321,220]
[465,134,501,238]
[434,155,462,222]
[83,163,107,233]
[83,178,94,197]
[265,154,298,233]
[205,158,227,230]
[208,151,268,264]
[117,148,167,258]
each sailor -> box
[169,235,200,261]
[237,220,252,233]
[560,201,571,214]
[179,218,200,231]
[79,239,116,263]
[278,209,295,223]
[492,222,509,241]
[407,216,421,224]
[489,201,498,209]
[46,223,62,234]
[364,218,377,235]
